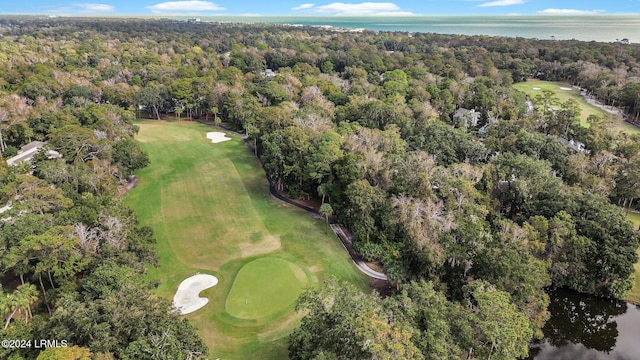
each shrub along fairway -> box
[513,80,640,134]
[126,121,369,359]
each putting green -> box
[226,257,308,319]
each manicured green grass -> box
[226,257,308,319]
[624,212,640,304]
[513,80,640,134]
[628,212,640,229]
[125,121,369,359]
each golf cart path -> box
[267,187,387,281]
[330,224,388,280]
[205,122,387,281]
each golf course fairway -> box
[513,80,640,134]
[126,121,369,359]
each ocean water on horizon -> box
[175,15,640,43]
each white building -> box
[6,141,61,166]
[454,108,482,128]
[557,137,589,154]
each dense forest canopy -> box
[0,17,639,359]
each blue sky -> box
[3,0,640,16]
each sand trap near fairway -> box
[560,87,573,91]
[532,87,541,90]
[173,274,219,315]
[206,132,231,143]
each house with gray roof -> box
[6,141,61,166]
[454,108,482,128]
[557,137,589,154]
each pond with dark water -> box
[528,289,640,360]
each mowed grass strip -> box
[226,257,308,319]
[513,80,640,134]
[628,212,640,229]
[126,121,369,360]
[625,212,640,304]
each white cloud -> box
[47,3,115,14]
[74,3,115,12]
[292,3,315,11]
[477,0,524,7]
[146,1,225,13]
[292,2,413,15]
[537,8,606,15]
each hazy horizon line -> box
[2,13,640,17]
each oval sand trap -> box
[173,274,219,315]
[532,87,541,90]
[226,257,308,320]
[206,132,231,143]
[560,87,573,91]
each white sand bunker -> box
[560,87,573,91]
[206,132,231,143]
[173,274,219,315]
[532,87,541,90]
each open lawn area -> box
[126,121,369,359]
[513,80,640,134]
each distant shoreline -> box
[195,15,638,43]
[1,14,638,43]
